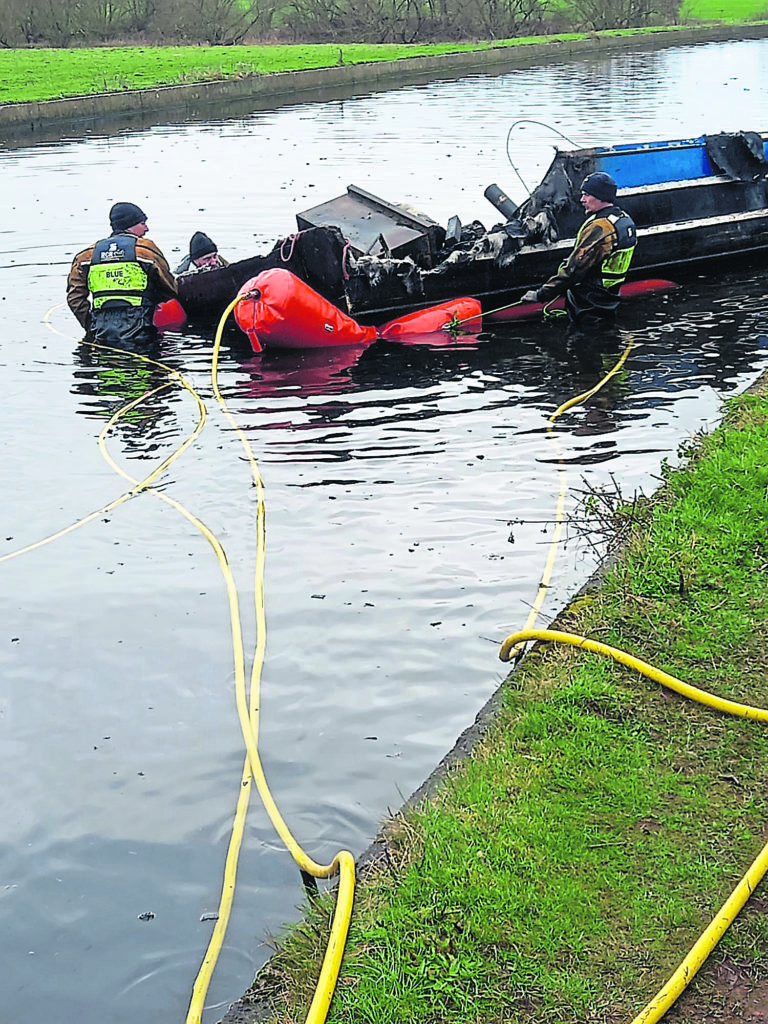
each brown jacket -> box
[537,212,621,303]
[66,234,177,331]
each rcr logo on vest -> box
[100,243,126,261]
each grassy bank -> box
[0,24,764,105]
[0,43,500,103]
[682,0,767,15]
[249,383,768,1024]
[0,37,657,105]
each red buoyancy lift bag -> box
[234,268,378,352]
[377,297,482,339]
[486,279,678,322]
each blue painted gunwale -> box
[561,133,768,189]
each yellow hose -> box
[39,303,354,1022]
[630,843,768,1024]
[185,298,356,1024]
[503,335,634,660]
[499,628,768,721]
[3,312,208,563]
[498,628,768,1023]
[549,339,633,420]
[38,307,263,1022]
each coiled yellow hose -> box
[499,627,768,1023]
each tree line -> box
[0,0,685,49]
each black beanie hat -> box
[580,172,617,203]
[189,231,217,259]
[110,202,148,233]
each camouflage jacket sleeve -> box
[537,216,617,303]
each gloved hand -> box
[520,289,539,303]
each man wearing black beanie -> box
[67,202,178,346]
[174,230,229,276]
[520,172,636,330]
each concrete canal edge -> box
[219,364,768,1024]
[2,22,768,133]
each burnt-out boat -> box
[176,130,768,326]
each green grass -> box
[252,387,768,1023]
[682,0,768,18]
[0,42,512,103]
[0,21,765,104]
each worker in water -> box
[67,202,177,347]
[175,231,229,276]
[521,172,636,330]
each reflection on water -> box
[1,36,768,1024]
[234,342,374,400]
[71,342,188,455]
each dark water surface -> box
[2,37,768,1024]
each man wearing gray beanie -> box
[67,202,177,346]
[520,171,636,330]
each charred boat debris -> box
[176,130,768,326]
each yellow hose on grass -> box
[499,627,768,1024]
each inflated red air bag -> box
[377,297,482,339]
[234,268,378,352]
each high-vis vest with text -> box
[572,208,636,292]
[88,234,151,310]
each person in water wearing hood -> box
[521,172,636,330]
[175,231,229,276]
[67,202,177,347]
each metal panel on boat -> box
[296,184,443,264]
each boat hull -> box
[177,226,348,320]
[177,131,768,326]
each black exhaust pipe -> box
[484,183,518,221]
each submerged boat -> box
[176,130,768,329]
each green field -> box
[682,0,767,16]
[1,18,765,106]
[0,42,510,104]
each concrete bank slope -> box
[218,367,768,1024]
[1,23,768,133]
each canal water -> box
[1,36,768,1024]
